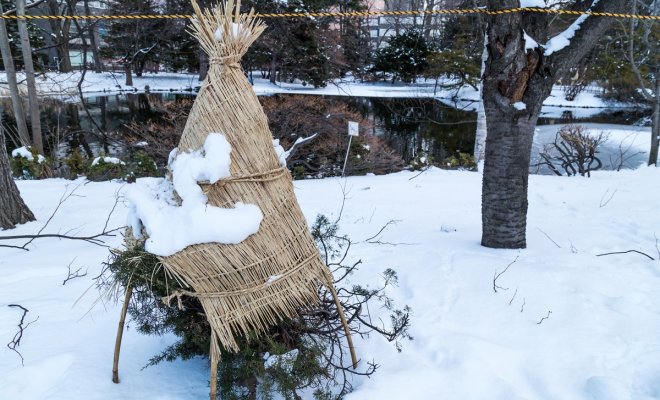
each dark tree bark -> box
[47,0,72,72]
[0,2,30,148]
[651,81,659,166]
[481,0,631,248]
[0,121,35,230]
[17,0,44,155]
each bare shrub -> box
[261,95,404,177]
[537,125,607,177]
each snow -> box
[263,349,299,372]
[272,139,287,167]
[520,0,547,7]
[544,13,589,56]
[3,161,660,399]
[214,23,243,41]
[91,156,124,167]
[11,146,34,161]
[524,31,541,51]
[513,101,527,110]
[126,133,263,256]
[11,147,46,164]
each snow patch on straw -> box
[126,133,263,256]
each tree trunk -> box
[481,0,629,249]
[0,119,35,230]
[124,63,133,86]
[84,0,103,73]
[0,3,31,148]
[648,80,659,166]
[481,110,538,248]
[474,34,488,167]
[17,0,44,155]
[48,0,72,73]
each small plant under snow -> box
[126,133,263,256]
[91,156,125,166]
[12,146,45,163]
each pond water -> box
[22,93,649,174]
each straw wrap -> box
[159,0,335,353]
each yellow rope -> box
[2,8,658,20]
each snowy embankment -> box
[2,167,660,399]
[0,71,635,119]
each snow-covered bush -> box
[87,155,126,181]
[10,146,50,179]
[99,215,411,400]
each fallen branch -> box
[536,310,552,325]
[508,288,518,306]
[0,185,122,251]
[596,250,655,261]
[7,304,38,366]
[63,258,88,285]
[536,227,561,248]
[493,256,518,293]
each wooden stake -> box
[209,330,220,400]
[328,284,358,369]
[112,285,133,384]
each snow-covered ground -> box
[2,164,660,399]
[0,71,638,119]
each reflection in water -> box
[2,93,647,174]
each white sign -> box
[348,121,359,137]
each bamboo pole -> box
[328,284,358,369]
[209,331,219,400]
[112,285,133,384]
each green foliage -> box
[410,151,433,171]
[445,152,476,170]
[374,30,431,83]
[10,147,50,179]
[87,156,126,181]
[0,0,46,70]
[129,150,159,178]
[292,165,306,180]
[63,148,88,178]
[425,50,481,90]
[101,215,412,399]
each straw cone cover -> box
[159,0,335,354]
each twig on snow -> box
[596,250,654,261]
[536,310,552,325]
[7,304,38,366]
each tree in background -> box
[480,0,631,249]
[245,0,340,87]
[0,0,45,71]
[0,117,35,230]
[624,0,658,165]
[102,0,165,84]
[374,29,431,83]
[0,2,31,148]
